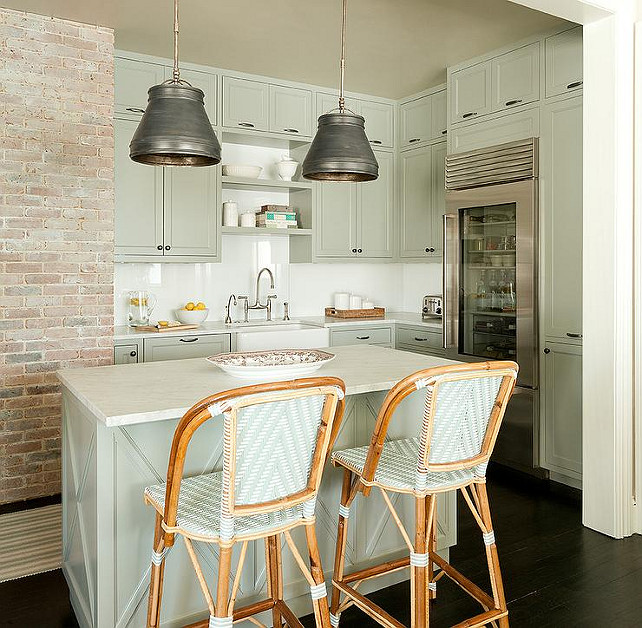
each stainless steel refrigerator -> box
[442,138,543,475]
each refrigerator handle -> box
[442,213,457,350]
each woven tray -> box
[325,307,385,319]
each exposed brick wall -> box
[0,9,114,504]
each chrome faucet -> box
[246,267,278,321]
[224,294,237,324]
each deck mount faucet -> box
[244,267,278,321]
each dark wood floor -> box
[1,468,641,628]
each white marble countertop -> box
[58,345,458,427]
[113,312,442,341]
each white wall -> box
[114,237,443,325]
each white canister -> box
[334,292,350,310]
[240,212,256,228]
[223,201,238,227]
[349,295,362,310]
[362,300,374,309]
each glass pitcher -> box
[127,290,157,327]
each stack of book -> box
[256,205,298,229]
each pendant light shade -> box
[302,112,378,181]
[130,83,221,166]
[302,0,378,182]
[129,0,220,167]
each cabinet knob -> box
[352,248,357,253]
[129,351,137,357]
[567,80,583,90]
[462,112,477,119]
[157,245,163,251]
[165,245,171,251]
[425,247,430,253]
[430,247,435,253]
[357,248,363,253]
[543,348,550,354]
[441,129,447,135]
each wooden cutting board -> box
[134,324,200,333]
[325,307,386,319]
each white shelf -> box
[221,226,312,237]
[221,176,313,192]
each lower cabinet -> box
[143,333,231,362]
[329,325,393,348]
[114,342,142,364]
[395,325,444,357]
[541,341,582,480]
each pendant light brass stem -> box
[172,0,180,82]
[338,0,347,112]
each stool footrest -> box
[451,609,508,628]
[183,600,277,628]
[333,581,405,628]
[343,556,410,584]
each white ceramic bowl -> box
[276,160,299,181]
[175,308,209,325]
[222,164,263,179]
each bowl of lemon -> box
[175,301,209,325]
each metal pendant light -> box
[303,0,378,182]
[130,0,221,166]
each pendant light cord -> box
[338,0,347,112]
[172,0,180,82]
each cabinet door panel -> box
[543,342,582,476]
[430,89,448,140]
[359,100,394,148]
[545,27,583,98]
[315,183,357,258]
[541,97,582,340]
[163,166,219,258]
[114,58,165,115]
[269,85,312,137]
[143,334,231,362]
[491,42,540,112]
[450,62,491,123]
[399,146,432,258]
[357,151,393,258]
[400,96,431,148]
[114,117,164,256]
[113,344,141,364]
[223,77,269,131]
[430,142,447,256]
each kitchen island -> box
[59,345,460,628]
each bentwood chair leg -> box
[215,544,234,623]
[305,523,332,628]
[266,535,284,628]
[413,495,429,628]
[146,513,166,628]
[427,497,437,601]
[475,483,509,628]
[330,468,353,624]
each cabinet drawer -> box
[114,343,141,364]
[143,333,231,362]
[330,326,392,347]
[396,327,442,351]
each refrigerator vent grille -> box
[445,138,538,190]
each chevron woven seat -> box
[331,438,477,494]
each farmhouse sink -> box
[234,323,329,352]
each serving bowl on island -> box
[206,349,335,380]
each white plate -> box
[206,349,335,380]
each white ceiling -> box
[2,0,568,98]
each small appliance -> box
[422,295,442,319]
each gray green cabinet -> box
[399,89,447,149]
[541,96,582,341]
[545,27,583,99]
[113,342,142,364]
[430,89,448,140]
[114,57,165,115]
[223,76,269,131]
[330,325,393,348]
[395,325,444,357]
[143,333,231,362]
[450,62,492,124]
[315,150,393,260]
[542,342,582,478]
[399,141,445,260]
[490,42,540,113]
[269,85,312,137]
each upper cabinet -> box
[399,88,446,149]
[269,85,313,137]
[545,27,583,98]
[114,58,165,115]
[450,62,492,124]
[491,42,540,112]
[223,77,269,131]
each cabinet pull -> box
[505,99,522,107]
[441,129,447,135]
[356,336,370,340]
[157,245,163,251]
[566,332,582,338]
[370,139,382,145]
[543,347,550,354]
[126,107,145,113]
[414,337,427,342]
[357,248,363,253]
[425,247,430,253]
[409,138,421,143]
[179,337,198,343]
[567,80,583,90]
[129,351,137,357]
[283,128,299,133]
[351,248,357,253]
[165,245,171,251]
[462,112,477,119]
[238,122,255,128]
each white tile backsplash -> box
[114,236,443,325]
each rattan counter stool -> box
[143,376,346,628]
[329,361,518,628]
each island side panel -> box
[62,390,457,628]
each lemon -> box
[185,302,195,311]
[158,320,168,327]
[196,302,206,310]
